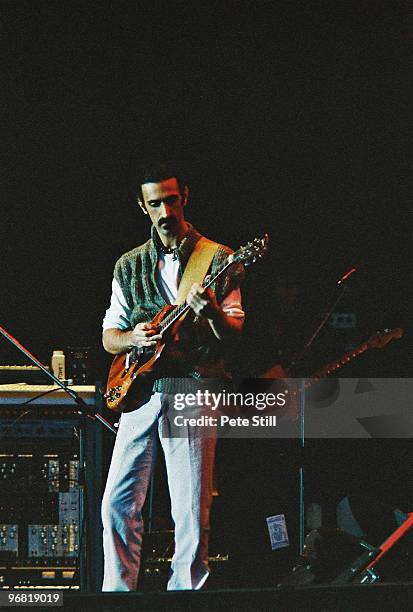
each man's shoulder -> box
[209,240,234,264]
[207,238,245,294]
[113,240,154,284]
[115,239,153,267]
[214,242,233,255]
[198,234,233,256]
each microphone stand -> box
[289,267,357,373]
[0,323,117,591]
[287,266,357,554]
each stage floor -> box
[20,583,413,612]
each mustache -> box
[158,216,177,226]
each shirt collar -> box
[150,223,202,266]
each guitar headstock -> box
[367,327,404,349]
[231,234,269,266]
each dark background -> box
[1,1,411,375]
[1,0,412,584]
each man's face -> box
[140,177,188,239]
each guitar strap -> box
[174,236,220,305]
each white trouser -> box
[101,392,216,591]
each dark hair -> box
[137,161,188,201]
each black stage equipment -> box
[0,385,104,590]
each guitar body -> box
[105,305,175,413]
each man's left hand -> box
[186,282,220,319]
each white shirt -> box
[102,252,244,330]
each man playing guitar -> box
[101,162,245,591]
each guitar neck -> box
[159,259,233,333]
[313,341,369,379]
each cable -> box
[0,387,59,440]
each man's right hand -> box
[130,322,162,348]
[102,323,162,355]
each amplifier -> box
[0,366,51,386]
[0,385,103,591]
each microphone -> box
[337,266,358,286]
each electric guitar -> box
[260,328,404,415]
[261,328,404,382]
[105,234,269,412]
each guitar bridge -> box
[105,385,122,403]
